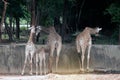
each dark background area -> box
[0,0,119,44]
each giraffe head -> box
[94,27,102,36]
[86,27,102,35]
[92,27,102,36]
[29,26,42,34]
[95,27,102,33]
[29,26,36,33]
[35,26,42,36]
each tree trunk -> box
[31,0,36,26]
[0,1,8,42]
[16,17,20,39]
[31,0,36,42]
[9,14,13,30]
[62,0,68,42]
[76,0,86,31]
[118,25,120,44]
[35,9,41,42]
[4,17,13,41]
[54,16,61,33]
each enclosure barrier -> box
[0,44,120,74]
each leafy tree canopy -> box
[105,2,120,24]
[7,0,28,19]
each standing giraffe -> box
[36,46,49,75]
[21,26,41,75]
[76,27,102,71]
[47,27,62,73]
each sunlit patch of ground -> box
[0,73,120,80]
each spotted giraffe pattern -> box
[76,27,102,71]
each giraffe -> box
[76,27,102,71]
[35,46,49,75]
[21,26,41,75]
[47,26,62,73]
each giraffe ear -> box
[36,26,42,30]
[98,27,102,31]
[96,27,102,31]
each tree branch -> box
[2,0,9,4]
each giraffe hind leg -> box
[81,47,85,72]
[43,58,46,75]
[78,53,82,70]
[87,45,92,70]
[49,45,55,73]
[36,54,38,75]
[30,54,33,75]
[56,42,62,72]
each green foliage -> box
[104,2,120,44]
[104,3,120,24]
[7,0,28,19]
[37,0,64,25]
[20,26,27,31]
[111,27,119,40]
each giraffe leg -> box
[49,45,55,73]
[44,58,46,75]
[40,59,42,75]
[78,53,82,70]
[56,56,59,72]
[87,44,92,70]
[49,55,53,73]
[77,44,82,70]
[81,48,85,71]
[21,55,28,75]
[36,54,38,75]
[30,55,33,75]
[56,43,62,72]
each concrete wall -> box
[0,44,120,74]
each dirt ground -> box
[0,73,120,80]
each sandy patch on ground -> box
[0,73,120,80]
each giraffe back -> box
[76,27,102,52]
[47,27,62,47]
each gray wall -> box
[0,44,120,74]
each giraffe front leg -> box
[21,55,28,75]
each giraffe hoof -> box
[36,73,38,75]
[87,67,89,71]
[44,73,46,75]
[48,70,52,73]
[87,68,94,72]
[21,72,24,76]
[30,73,32,75]
[80,69,85,72]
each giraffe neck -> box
[28,32,34,43]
